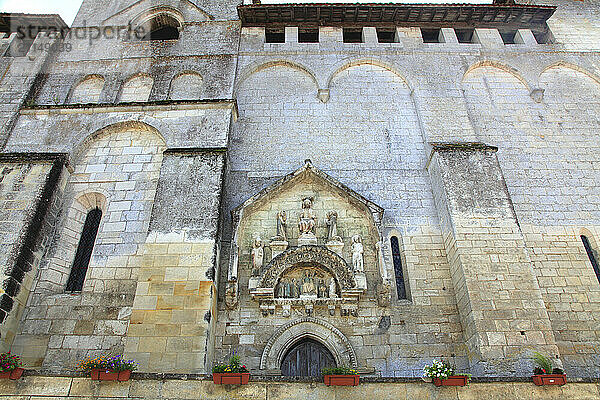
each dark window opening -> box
[455,29,475,43]
[377,28,396,43]
[499,30,517,44]
[142,26,179,41]
[343,28,363,43]
[65,208,102,292]
[581,235,600,284]
[421,28,441,43]
[391,236,407,300]
[533,28,554,44]
[298,28,319,43]
[4,38,33,57]
[266,28,285,43]
[140,15,181,41]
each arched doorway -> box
[280,338,336,376]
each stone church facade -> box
[0,0,599,388]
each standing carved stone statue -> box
[352,235,364,273]
[298,198,316,236]
[274,210,287,241]
[284,279,291,298]
[251,236,264,276]
[329,277,337,298]
[277,281,284,298]
[326,211,342,243]
[317,278,326,298]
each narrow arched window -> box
[391,236,407,299]
[581,235,600,284]
[65,208,102,292]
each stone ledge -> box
[17,371,600,383]
[0,377,599,400]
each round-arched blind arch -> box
[65,208,102,292]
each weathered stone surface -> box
[1,0,600,382]
[0,376,71,396]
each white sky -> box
[0,0,82,25]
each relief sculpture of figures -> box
[352,234,364,273]
[302,271,316,295]
[298,198,316,236]
[251,236,264,276]
[273,210,287,241]
[325,211,342,243]
[329,277,338,298]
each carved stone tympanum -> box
[275,266,337,299]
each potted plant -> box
[532,352,566,386]
[423,360,469,387]
[212,354,249,384]
[322,367,359,386]
[0,353,24,380]
[77,354,137,382]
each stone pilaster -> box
[427,143,559,376]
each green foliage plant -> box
[322,367,358,375]
[212,354,249,373]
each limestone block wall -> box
[428,146,559,376]
[0,156,66,353]
[12,124,166,369]
[125,151,225,373]
[0,32,59,147]
[6,104,232,153]
[462,60,600,376]
[34,54,237,106]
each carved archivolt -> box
[260,317,357,370]
[259,245,355,289]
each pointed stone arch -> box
[326,58,411,90]
[463,60,531,90]
[540,61,600,87]
[235,60,320,94]
[260,317,357,372]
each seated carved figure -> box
[298,198,316,236]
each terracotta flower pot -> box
[0,367,24,380]
[433,375,469,386]
[90,369,132,382]
[323,374,360,386]
[212,372,250,384]
[532,374,567,386]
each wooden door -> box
[280,338,336,376]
